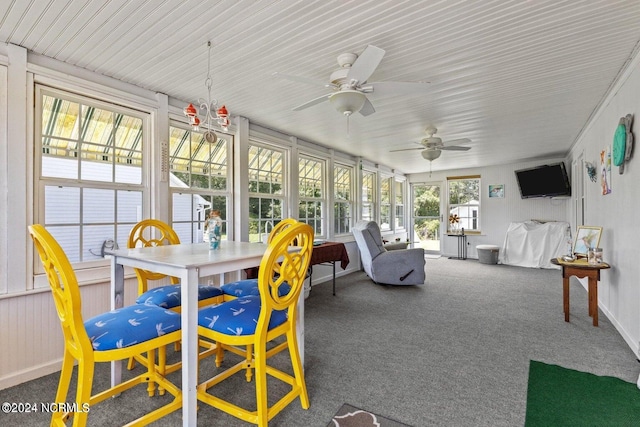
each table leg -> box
[332,261,336,296]
[110,259,125,388]
[563,273,570,322]
[181,268,200,427]
[590,277,598,326]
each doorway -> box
[411,183,442,254]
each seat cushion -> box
[135,284,223,309]
[220,279,291,298]
[198,296,287,336]
[85,305,181,351]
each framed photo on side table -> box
[573,226,602,256]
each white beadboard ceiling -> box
[2,0,640,174]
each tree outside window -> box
[248,144,285,242]
[298,156,324,237]
[334,164,353,235]
[361,170,376,222]
[380,176,391,231]
[169,125,231,243]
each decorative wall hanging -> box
[600,147,611,195]
[183,41,230,143]
[613,114,634,174]
[584,161,597,182]
[488,184,504,198]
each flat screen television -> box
[514,162,571,199]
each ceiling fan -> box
[273,44,430,117]
[390,126,471,161]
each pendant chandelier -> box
[183,41,229,143]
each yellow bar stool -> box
[127,219,224,376]
[196,222,314,426]
[28,224,183,427]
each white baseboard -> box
[0,358,63,391]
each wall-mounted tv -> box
[514,162,571,199]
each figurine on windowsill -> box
[205,209,222,250]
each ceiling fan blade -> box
[272,72,329,88]
[347,45,385,84]
[366,81,431,98]
[440,145,471,151]
[292,93,331,111]
[358,97,376,116]
[389,142,423,152]
[389,147,424,152]
[444,138,471,145]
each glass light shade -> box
[422,149,441,161]
[329,90,366,116]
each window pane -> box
[117,190,142,223]
[334,165,353,235]
[47,226,80,263]
[334,202,351,234]
[448,177,480,232]
[395,180,404,204]
[83,188,115,224]
[362,170,376,222]
[249,196,282,243]
[380,177,391,203]
[38,89,147,268]
[41,96,80,179]
[169,125,231,243]
[83,225,115,260]
[45,186,80,224]
[248,145,284,195]
[169,128,229,190]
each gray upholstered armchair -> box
[352,220,426,285]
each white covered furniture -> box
[500,221,569,269]
[352,220,426,285]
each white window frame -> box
[361,169,377,223]
[248,141,288,243]
[333,162,354,236]
[33,85,150,282]
[447,175,481,233]
[379,175,392,231]
[394,177,406,231]
[168,122,233,244]
[298,153,326,238]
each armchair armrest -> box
[370,248,426,285]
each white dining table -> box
[107,241,305,426]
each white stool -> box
[476,245,500,264]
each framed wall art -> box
[573,226,602,256]
[489,184,504,198]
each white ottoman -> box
[476,245,500,264]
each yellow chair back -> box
[128,219,181,295]
[258,221,314,316]
[29,224,94,360]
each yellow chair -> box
[128,218,223,310]
[127,218,223,374]
[28,224,182,427]
[197,222,314,426]
[216,217,299,379]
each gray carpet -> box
[1,258,638,426]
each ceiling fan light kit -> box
[329,90,366,116]
[275,44,430,120]
[422,149,442,161]
[389,126,472,165]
